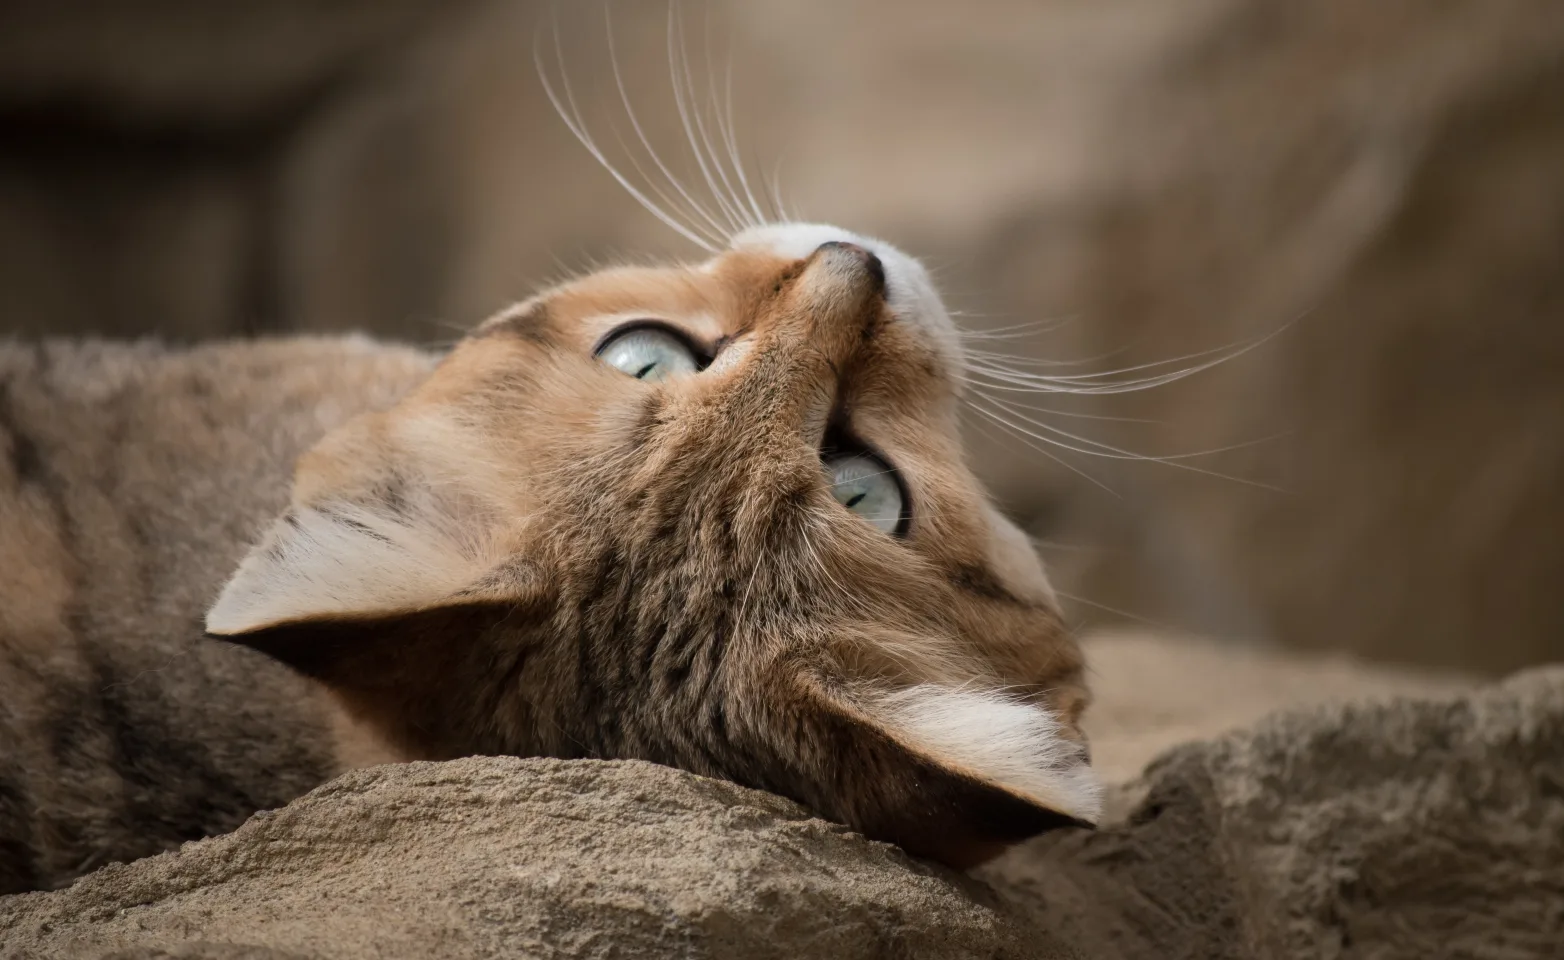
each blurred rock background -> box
[2,0,1559,673]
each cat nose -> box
[702,238,887,450]
[813,241,886,295]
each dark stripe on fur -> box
[946,561,1035,608]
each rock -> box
[0,0,486,341]
[0,758,1057,960]
[972,0,1564,672]
[3,646,1557,960]
[1077,629,1472,784]
[987,666,1564,959]
[96,949,308,960]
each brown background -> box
[3,0,1560,673]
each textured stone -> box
[971,0,1564,671]
[3,652,1557,960]
[0,759,1052,960]
[988,666,1564,959]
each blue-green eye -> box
[826,454,905,535]
[597,326,699,382]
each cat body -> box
[0,337,431,891]
[0,225,1099,892]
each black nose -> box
[816,240,886,294]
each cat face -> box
[207,223,1099,867]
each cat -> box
[0,223,1100,893]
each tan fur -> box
[0,338,434,891]
[2,230,1096,889]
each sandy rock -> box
[95,949,308,960]
[981,0,1564,672]
[4,654,1558,960]
[989,666,1564,959]
[1078,629,1473,783]
[0,759,1058,960]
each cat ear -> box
[790,672,1102,868]
[205,496,512,639]
[205,468,541,759]
[205,411,537,702]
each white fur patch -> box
[205,500,495,636]
[871,684,1103,823]
[730,223,965,377]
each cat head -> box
[206,223,1100,868]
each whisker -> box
[1051,589,1182,633]
[957,380,1163,423]
[697,4,762,229]
[965,402,1120,498]
[964,360,1222,396]
[716,22,768,226]
[953,316,1081,338]
[767,156,797,222]
[971,393,1286,491]
[973,345,1246,384]
[962,315,1300,395]
[1027,538,1128,555]
[961,345,1138,370]
[604,122,730,248]
[667,3,746,234]
[604,7,731,246]
[535,10,717,252]
[732,552,766,635]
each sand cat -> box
[0,223,1101,893]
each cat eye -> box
[825,454,906,536]
[596,323,702,382]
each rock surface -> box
[0,759,1054,960]
[1077,629,1471,784]
[995,0,1564,673]
[3,651,1557,960]
[992,665,1564,959]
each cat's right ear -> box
[205,495,524,645]
[204,409,542,753]
[204,496,537,684]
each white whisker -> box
[1050,588,1180,633]
[603,9,730,245]
[603,122,729,248]
[961,345,1136,370]
[969,393,1285,491]
[696,5,762,229]
[965,360,1218,396]
[954,384,1162,423]
[965,402,1120,497]
[767,156,796,222]
[1027,538,1127,555]
[717,28,769,226]
[535,11,717,252]
[960,316,1300,395]
[667,4,747,234]
[953,316,1080,339]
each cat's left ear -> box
[204,410,537,694]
